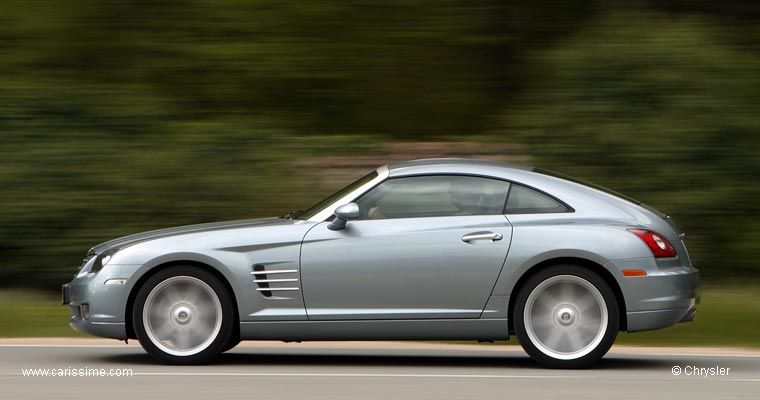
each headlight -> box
[90,248,119,273]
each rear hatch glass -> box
[533,168,683,235]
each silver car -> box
[63,159,700,368]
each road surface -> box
[1,339,757,399]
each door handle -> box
[462,232,503,243]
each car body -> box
[63,158,700,367]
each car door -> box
[300,175,513,320]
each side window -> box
[356,175,510,220]
[505,184,570,214]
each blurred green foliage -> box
[0,290,85,337]
[0,1,758,289]
[502,9,760,277]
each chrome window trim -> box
[306,165,390,222]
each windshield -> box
[294,170,379,220]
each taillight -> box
[628,229,677,258]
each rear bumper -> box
[626,306,696,332]
[607,258,700,332]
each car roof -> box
[387,158,534,173]
[383,158,646,220]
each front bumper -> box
[64,263,143,340]
[62,283,71,305]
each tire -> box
[222,331,241,353]
[132,266,234,364]
[514,265,619,368]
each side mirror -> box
[328,203,360,231]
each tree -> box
[502,10,760,277]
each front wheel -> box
[133,266,234,364]
[514,265,619,368]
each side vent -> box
[251,264,300,297]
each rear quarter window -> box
[504,184,571,214]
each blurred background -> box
[1,0,758,343]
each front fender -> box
[108,222,314,324]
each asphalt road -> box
[1,340,758,399]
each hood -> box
[90,217,297,254]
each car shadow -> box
[97,350,667,370]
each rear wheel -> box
[514,265,619,368]
[133,266,234,364]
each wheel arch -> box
[125,260,240,340]
[507,257,627,333]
